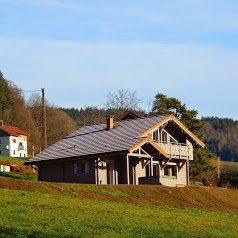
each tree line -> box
[203,116,238,162]
[2,70,236,184]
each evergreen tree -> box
[150,93,204,138]
[0,71,12,120]
[150,92,214,179]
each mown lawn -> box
[0,187,238,238]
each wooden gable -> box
[115,110,142,121]
[137,115,205,148]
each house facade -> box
[0,121,28,157]
[25,113,204,187]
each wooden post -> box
[41,88,47,150]
[95,159,98,184]
[186,160,189,185]
[126,155,130,184]
[150,157,153,176]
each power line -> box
[23,90,41,93]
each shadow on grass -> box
[0,172,21,179]
[0,226,60,238]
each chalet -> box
[0,121,29,157]
[25,112,205,187]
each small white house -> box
[0,121,29,157]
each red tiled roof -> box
[0,125,29,137]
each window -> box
[162,130,168,142]
[12,138,16,143]
[153,164,159,176]
[13,150,16,155]
[152,129,159,142]
[74,161,89,175]
[19,142,23,146]
[164,165,177,177]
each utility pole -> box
[42,88,47,150]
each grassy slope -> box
[1,177,238,237]
[0,155,28,163]
[0,155,37,180]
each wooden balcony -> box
[18,145,25,151]
[156,141,193,160]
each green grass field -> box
[1,177,238,238]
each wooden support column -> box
[186,160,189,185]
[126,155,130,185]
[95,158,99,184]
[150,157,153,176]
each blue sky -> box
[1,0,238,118]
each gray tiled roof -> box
[25,115,167,164]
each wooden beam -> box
[128,152,152,158]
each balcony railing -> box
[18,145,24,151]
[156,141,193,160]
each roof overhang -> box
[24,150,128,166]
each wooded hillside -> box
[1,70,237,162]
[0,71,77,155]
[203,117,238,162]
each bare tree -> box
[104,89,142,110]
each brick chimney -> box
[106,115,114,130]
[0,120,3,126]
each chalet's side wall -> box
[38,163,64,182]
[38,159,95,183]
[65,160,95,184]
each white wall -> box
[97,161,107,184]
[177,162,188,185]
[0,136,27,157]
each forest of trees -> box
[0,71,77,155]
[1,70,238,179]
[203,117,238,162]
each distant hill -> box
[203,117,238,162]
